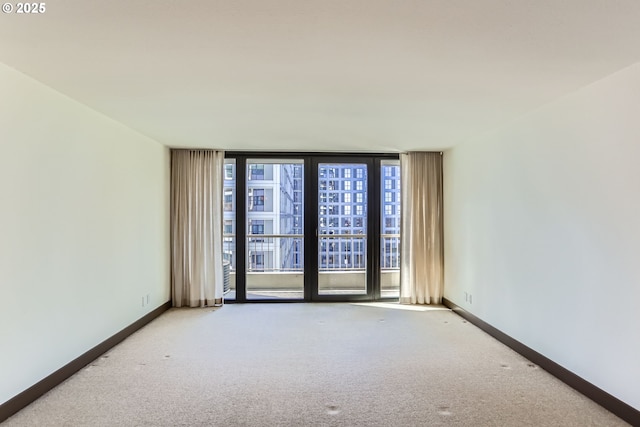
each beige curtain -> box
[399,152,444,304]
[171,150,225,307]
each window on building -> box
[249,164,265,180]
[356,193,363,203]
[344,193,351,203]
[249,219,265,242]
[225,164,234,180]
[385,179,392,189]
[343,180,351,191]
[250,252,264,270]
[249,189,265,211]
[343,169,351,178]
[343,205,351,215]
[356,180,363,191]
[356,205,363,216]
[385,205,392,215]
[224,189,233,211]
[385,192,392,202]
[356,168,364,178]
[250,220,264,235]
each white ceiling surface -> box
[1,1,640,152]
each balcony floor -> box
[224,289,400,301]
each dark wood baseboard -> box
[442,298,640,426]
[0,301,172,423]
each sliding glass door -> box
[313,159,372,300]
[224,153,398,302]
[245,159,304,300]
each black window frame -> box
[224,151,399,303]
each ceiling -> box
[1,0,639,152]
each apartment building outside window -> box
[223,155,401,301]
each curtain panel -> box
[171,150,225,307]
[399,152,444,304]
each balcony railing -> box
[318,234,366,270]
[246,234,304,272]
[222,234,401,272]
[381,234,400,269]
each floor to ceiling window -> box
[380,160,401,298]
[223,153,400,302]
[245,159,305,300]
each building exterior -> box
[223,161,400,273]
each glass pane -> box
[223,159,236,299]
[381,160,401,298]
[318,163,367,295]
[246,160,304,300]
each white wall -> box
[0,63,170,405]
[444,62,640,409]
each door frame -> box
[308,156,375,301]
[225,152,399,303]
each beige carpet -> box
[4,303,628,426]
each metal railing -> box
[222,234,401,272]
[318,234,366,271]
[246,234,304,272]
[380,234,400,270]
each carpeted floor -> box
[4,303,628,426]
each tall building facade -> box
[223,161,400,272]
